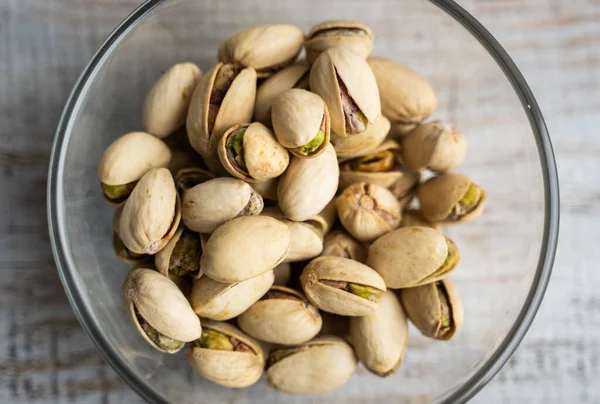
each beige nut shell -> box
[331,115,390,158]
[321,230,367,263]
[306,20,374,63]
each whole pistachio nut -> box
[218,24,304,78]
[250,177,279,202]
[310,47,381,137]
[331,115,390,158]
[271,89,331,158]
[182,177,263,233]
[200,216,291,282]
[321,230,367,263]
[142,62,202,138]
[418,173,487,224]
[155,226,206,279]
[350,290,408,377]
[122,268,201,353]
[266,335,357,394]
[400,279,464,340]
[400,208,441,230]
[174,167,215,194]
[367,226,460,289]
[112,207,150,265]
[187,320,264,388]
[238,286,322,345]
[97,132,171,206]
[306,20,374,63]
[119,168,181,255]
[191,270,274,320]
[273,262,292,286]
[218,122,289,182]
[305,198,338,236]
[336,182,402,243]
[278,143,339,221]
[300,256,386,316]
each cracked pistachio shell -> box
[200,216,291,282]
[272,89,331,158]
[218,122,289,182]
[238,286,322,345]
[191,270,274,320]
[400,208,441,230]
[336,182,402,243]
[278,143,339,221]
[350,290,408,377]
[254,61,310,126]
[267,335,357,394]
[367,57,437,125]
[112,207,150,265]
[418,173,487,224]
[310,47,381,137]
[122,268,202,353]
[305,198,337,236]
[218,24,304,78]
[332,115,390,158]
[250,177,278,202]
[321,230,367,263]
[188,320,264,388]
[273,262,292,286]
[306,20,374,63]
[300,256,386,316]
[154,226,207,279]
[119,168,180,255]
[181,177,263,233]
[142,63,202,138]
[367,226,459,288]
[400,279,464,340]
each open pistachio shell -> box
[400,208,441,230]
[174,167,214,194]
[250,177,279,202]
[200,216,291,282]
[155,226,206,279]
[122,268,201,353]
[331,115,390,158]
[306,20,374,63]
[321,230,367,263]
[142,63,202,138]
[266,335,357,394]
[300,256,386,316]
[400,279,464,340]
[187,320,264,388]
[350,290,408,377]
[305,198,338,236]
[367,226,460,288]
[273,262,292,286]
[112,206,150,265]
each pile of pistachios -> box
[98,20,486,394]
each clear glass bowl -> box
[47,0,559,402]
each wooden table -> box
[0,0,597,402]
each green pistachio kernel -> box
[227,128,247,169]
[459,183,482,211]
[294,130,325,156]
[168,231,201,277]
[347,283,384,301]
[135,307,184,351]
[198,330,234,351]
[102,181,137,202]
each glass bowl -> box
[47,0,559,402]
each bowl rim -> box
[47,0,560,403]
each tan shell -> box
[321,230,367,263]
[187,320,264,388]
[154,226,207,279]
[122,268,202,353]
[200,216,291,282]
[367,57,437,125]
[310,47,381,137]
[300,256,386,316]
[305,199,338,236]
[250,177,278,202]
[350,290,408,376]
[389,121,419,139]
[112,207,150,265]
[273,262,292,286]
[266,335,357,394]
[181,177,263,233]
[306,20,374,63]
[174,167,215,194]
[218,122,289,182]
[400,208,441,230]
[191,270,274,320]
[119,168,181,255]
[331,115,390,158]
[278,143,339,221]
[142,63,202,138]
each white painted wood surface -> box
[0,0,597,402]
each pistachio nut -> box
[119,168,181,255]
[349,290,408,377]
[155,226,207,279]
[174,167,215,194]
[112,207,150,265]
[238,286,322,345]
[187,319,264,388]
[310,47,381,137]
[122,268,201,353]
[97,132,171,205]
[271,89,331,158]
[266,335,357,394]
[181,177,263,233]
[306,20,374,63]
[367,57,437,126]
[318,312,350,340]
[142,62,202,138]
[336,182,402,243]
[401,121,467,172]
[331,115,390,158]
[418,173,487,224]
[191,270,274,320]
[300,256,386,316]
[200,216,291,282]
[278,143,339,221]
[305,199,338,236]
[367,226,460,288]
[218,24,304,78]
[321,230,367,263]
[250,177,278,202]
[400,279,464,340]
[400,208,440,230]
[254,61,310,126]
[273,262,292,286]
[218,122,289,182]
